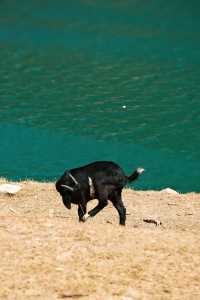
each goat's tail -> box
[126,168,145,183]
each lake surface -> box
[0,0,200,192]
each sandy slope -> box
[0,179,200,300]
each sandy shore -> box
[0,178,200,300]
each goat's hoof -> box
[120,222,126,226]
[82,213,90,222]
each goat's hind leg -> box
[110,189,126,225]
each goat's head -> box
[55,171,80,209]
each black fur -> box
[55,161,144,225]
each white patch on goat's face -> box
[82,213,91,222]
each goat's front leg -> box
[78,204,87,222]
[87,190,108,220]
[78,192,87,222]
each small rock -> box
[0,184,22,195]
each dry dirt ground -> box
[0,178,200,300]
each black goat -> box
[55,161,144,225]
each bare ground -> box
[0,178,200,300]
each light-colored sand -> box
[0,178,200,300]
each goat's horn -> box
[61,184,74,192]
[68,173,78,185]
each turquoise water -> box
[0,1,200,192]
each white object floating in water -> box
[122,105,127,109]
[0,184,22,195]
[161,188,179,195]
